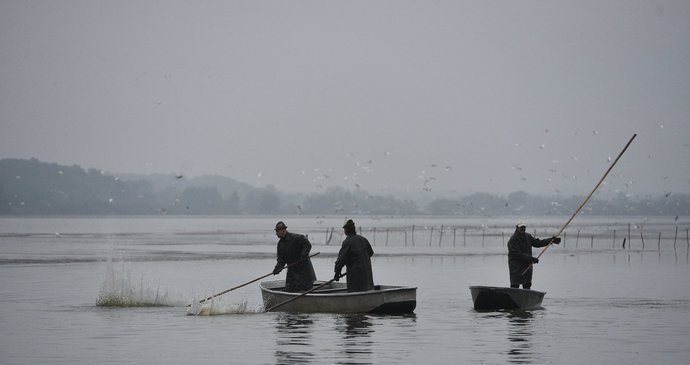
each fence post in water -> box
[404,230,408,247]
[502,231,505,246]
[429,226,434,246]
[640,231,645,249]
[673,225,678,250]
[438,225,444,247]
[385,228,389,246]
[591,235,594,249]
[481,228,485,248]
[372,227,376,246]
[326,228,333,245]
[463,228,467,246]
[628,223,631,248]
[576,229,580,249]
[563,231,566,247]
[658,232,661,251]
[612,230,616,249]
[411,225,415,246]
[453,228,457,247]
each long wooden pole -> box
[189,252,320,306]
[522,134,636,275]
[265,272,346,312]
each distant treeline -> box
[1,158,688,216]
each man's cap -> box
[343,219,355,228]
[516,222,526,228]
[275,221,287,230]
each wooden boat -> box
[260,280,417,314]
[469,286,545,310]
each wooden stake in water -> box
[438,225,444,247]
[522,133,637,276]
[325,228,333,245]
[563,231,566,247]
[411,225,415,246]
[640,231,645,249]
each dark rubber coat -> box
[274,232,316,292]
[507,229,551,289]
[335,233,374,292]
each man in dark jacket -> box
[507,222,560,289]
[272,221,317,292]
[334,219,374,292]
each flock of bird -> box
[156,126,684,216]
[206,126,688,202]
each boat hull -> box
[469,286,545,310]
[261,280,416,314]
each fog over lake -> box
[1,2,689,199]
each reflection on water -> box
[271,313,417,365]
[335,314,374,364]
[274,313,315,364]
[506,311,536,364]
[473,310,545,364]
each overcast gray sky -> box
[2,1,689,198]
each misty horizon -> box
[3,157,688,217]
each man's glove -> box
[334,272,341,281]
[552,236,561,244]
[531,257,539,264]
[272,266,282,275]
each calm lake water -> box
[1,216,689,364]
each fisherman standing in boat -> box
[334,219,375,292]
[272,221,317,292]
[507,222,560,289]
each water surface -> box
[1,216,688,364]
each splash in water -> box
[187,298,260,316]
[96,260,182,307]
